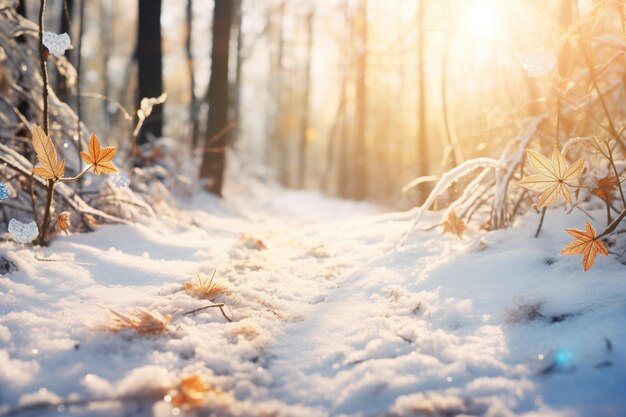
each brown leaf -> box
[518,148,585,208]
[560,221,608,271]
[592,176,618,202]
[31,124,65,180]
[170,374,217,409]
[56,211,71,235]
[80,134,118,175]
[442,211,466,238]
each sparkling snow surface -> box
[1,184,625,417]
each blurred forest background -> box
[2,0,626,210]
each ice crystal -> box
[8,219,38,244]
[0,182,9,201]
[110,172,130,189]
[43,31,72,56]
[519,49,556,78]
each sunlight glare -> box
[468,0,497,39]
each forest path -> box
[248,196,452,416]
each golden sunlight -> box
[467,0,497,39]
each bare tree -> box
[353,0,368,200]
[297,10,314,188]
[416,0,429,201]
[199,0,235,196]
[136,0,164,145]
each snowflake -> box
[0,182,9,201]
[8,219,39,244]
[43,31,72,56]
[519,49,557,78]
[110,172,130,189]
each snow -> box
[1,182,625,417]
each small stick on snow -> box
[183,303,233,322]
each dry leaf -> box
[103,307,171,334]
[560,221,608,271]
[56,211,71,234]
[518,148,585,207]
[442,211,466,238]
[169,374,217,409]
[184,271,228,300]
[240,233,267,250]
[31,124,65,180]
[80,134,118,175]
[591,176,619,202]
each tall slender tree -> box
[56,0,73,100]
[416,0,429,201]
[199,0,234,196]
[297,10,314,188]
[186,0,200,150]
[136,0,164,145]
[353,0,368,200]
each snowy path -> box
[1,188,626,417]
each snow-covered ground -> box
[1,182,625,417]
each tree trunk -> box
[353,0,368,200]
[186,0,200,150]
[199,0,234,196]
[56,0,73,101]
[136,0,164,145]
[297,11,314,189]
[416,0,430,201]
[233,0,244,144]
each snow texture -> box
[0,182,625,417]
[109,172,131,189]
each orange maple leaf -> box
[518,148,585,208]
[80,134,117,175]
[31,124,65,180]
[591,176,619,202]
[560,221,608,272]
[442,211,466,237]
[170,374,216,409]
[56,211,71,235]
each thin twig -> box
[183,303,232,322]
[535,207,547,238]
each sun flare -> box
[468,0,497,39]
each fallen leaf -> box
[240,233,267,250]
[80,134,118,175]
[518,148,585,207]
[442,211,466,238]
[31,124,65,180]
[170,374,216,409]
[56,211,71,235]
[560,221,608,271]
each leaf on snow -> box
[442,211,467,238]
[560,221,608,271]
[31,124,65,180]
[518,148,585,207]
[80,134,118,175]
[169,374,219,409]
